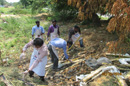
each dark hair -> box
[35,21,40,23]
[74,25,81,34]
[67,41,73,45]
[33,38,44,47]
[52,20,57,23]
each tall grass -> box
[0,7,14,14]
[0,16,49,62]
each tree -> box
[0,0,6,5]
[66,0,130,53]
[107,0,130,53]
[66,0,117,26]
[20,0,34,8]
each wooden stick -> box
[115,76,128,86]
[106,53,130,58]
[82,66,105,82]
[60,59,85,73]
[67,35,81,51]
[0,73,12,86]
[116,67,130,71]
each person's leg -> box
[39,76,45,81]
[48,44,54,63]
[52,45,59,69]
[48,44,58,69]
[29,71,34,77]
[79,39,84,47]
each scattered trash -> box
[119,58,130,65]
[97,57,111,65]
[85,58,100,69]
[85,57,111,69]
[82,66,124,82]
[2,58,9,64]
[76,74,88,81]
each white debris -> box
[102,66,120,73]
[76,74,88,86]
[76,74,88,81]
[97,57,111,65]
[119,58,130,65]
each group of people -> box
[20,20,84,81]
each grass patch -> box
[0,7,14,14]
[11,9,32,15]
[99,16,109,20]
[0,16,49,61]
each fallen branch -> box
[106,53,130,58]
[115,76,128,86]
[60,59,85,74]
[116,67,130,71]
[82,66,121,83]
[82,66,105,82]
[67,35,81,51]
[0,73,12,86]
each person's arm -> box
[20,41,33,60]
[32,27,35,39]
[41,26,45,35]
[63,45,73,63]
[23,41,33,52]
[29,45,48,71]
[62,42,69,60]
[47,26,51,37]
[47,26,51,41]
[68,29,74,41]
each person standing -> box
[47,20,60,41]
[20,38,48,81]
[68,25,84,47]
[32,21,45,39]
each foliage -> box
[0,7,14,14]
[0,0,6,5]
[20,0,34,8]
[65,0,130,52]
[11,8,32,14]
[106,0,130,52]
[19,0,78,21]
[66,0,116,20]
[49,0,78,21]
[0,17,35,59]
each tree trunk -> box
[81,13,101,27]
[92,13,101,27]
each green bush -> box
[0,7,14,14]
[49,1,78,21]
[0,17,36,58]
[10,9,32,14]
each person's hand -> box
[68,59,73,63]
[23,70,30,74]
[20,52,26,60]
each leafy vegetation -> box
[0,7,14,14]
[0,16,49,60]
